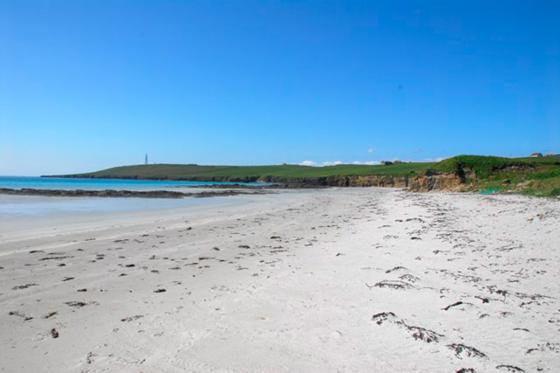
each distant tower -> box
[145,154,148,165]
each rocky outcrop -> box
[326,175,410,187]
[39,166,477,193]
[2,173,472,197]
[0,188,266,199]
[407,173,467,192]
[259,175,411,188]
[261,173,468,191]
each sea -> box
[0,176,262,217]
[0,176,259,190]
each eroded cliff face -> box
[318,175,411,188]
[260,175,409,188]
[407,173,467,192]
[333,168,476,191]
[50,168,477,192]
[261,172,470,191]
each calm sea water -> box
[0,176,261,191]
[0,193,240,218]
[0,176,260,217]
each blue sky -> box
[1,0,559,175]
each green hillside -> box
[55,162,434,181]
[434,155,560,197]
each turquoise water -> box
[0,194,237,217]
[479,187,500,195]
[0,176,258,217]
[0,176,262,191]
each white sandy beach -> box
[1,188,559,373]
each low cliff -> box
[45,155,559,195]
[260,172,468,191]
[407,173,468,192]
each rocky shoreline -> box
[46,172,466,191]
[3,172,468,199]
[0,188,268,199]
[259,173,466,192]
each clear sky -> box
[1,1,559,175]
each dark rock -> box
[50,328,59,338]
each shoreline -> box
[0,191,281,246]
[37,154,560,197]
[1,188,559,372]
[0,187,271,199]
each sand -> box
[1,188,559,372]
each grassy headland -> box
[51,162,434,183]
[430,155,560,197]
[49,155,560,197]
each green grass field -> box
[58,162,435,181]
[54,154,560,197]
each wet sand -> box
[1,188,559,372]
